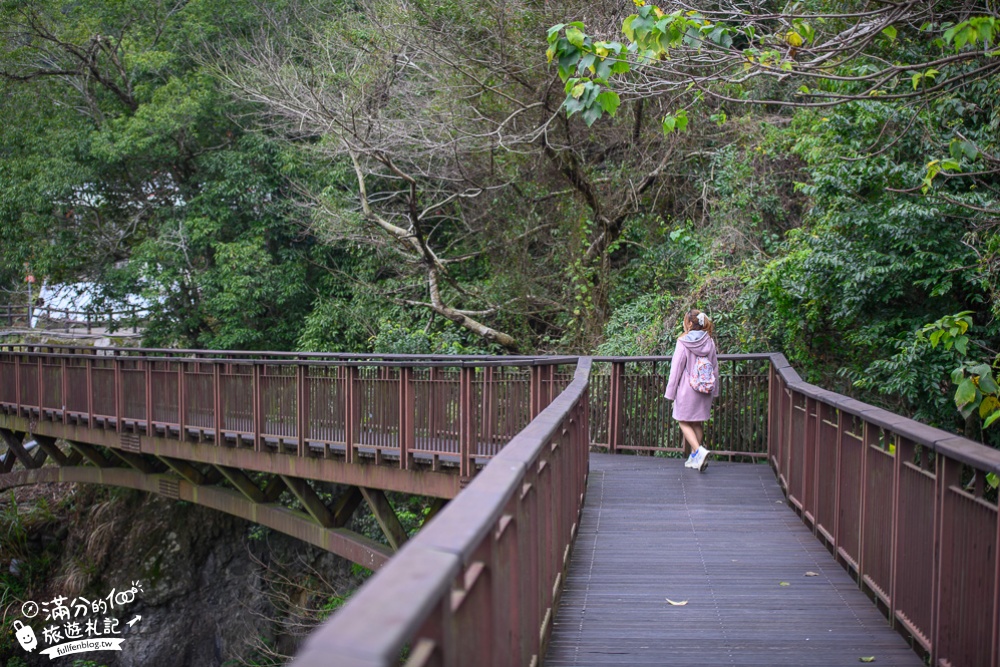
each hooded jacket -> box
[664,330,719,422]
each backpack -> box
[689,356,716,394]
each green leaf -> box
[979,372,1000,395]
[581,104,602,127]
[547,24,565,43]
[674,109,689,132]
[987,472,999,488]
[623,15,637,41]
[951,367,966,385]
[954,335,968,355]
[662,116,676,134]
[566,26,586,48]
[984,412,1000,429]
[596,90,621,115]
[943,23,962,43]
[955,377,977,408]
[881,25,897,41]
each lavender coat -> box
[663,330,719,422]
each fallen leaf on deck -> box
[859,658,875,663]
[665,599,688,606]
[779,582,790,586]
[805,571,819,577]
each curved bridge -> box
[2,345,999,666]
[0,347,577,568]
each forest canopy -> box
[1,0,997,442]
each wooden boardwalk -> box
[546,454,923,666]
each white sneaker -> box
[692,446,710,472]
[684,451,698,468]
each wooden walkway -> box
[546,454,923,666]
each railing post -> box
[178,361,186,441]
[297,363,307,457]
[14,352,20,417]
[145,358,153,437]
[993,505,1000,667]
[213,362,223,446]
[888,430,902,631]
[482,366,495,453]
[114,356,122,433]
[398,366,413,469]
[858,420,873,588]
[832,407,844,553]
[61,355,68,424]
[36,354,43,420]
[529,364,542,420]
[86,356,93,427]
[459,365,474,479]
[931,452,952,666]
[608,361,624,454]
[344,365,357,464]
[804,396,817,527]
[253,363,263,452]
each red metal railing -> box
[590,355,771,458]
[0,345,576,474]
[770,356,1000,667]
[290,359,592,667]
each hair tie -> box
[697,312,707,326]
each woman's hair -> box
[684,309,715,339]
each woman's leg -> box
[692,422,704,449]
[678,421,701,453]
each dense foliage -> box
[2,0,998,441]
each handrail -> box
[290,358,592,667]
[1,304,147,334]
[767,352,1000,666]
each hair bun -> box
[697,312,707,326]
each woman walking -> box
[663,309,719,472]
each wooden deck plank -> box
[545,454,923,666]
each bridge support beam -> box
[158,456,208,485]
[34,435,71,466]
[1,429,45,469]
[0,467,393,570]
[109,449,160,475]
[332,487,363,528]
[216,465,266,504]
[68,441,114,468]
[360,487,408,551]
[281,475,335,528]
[262,475,288,503]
